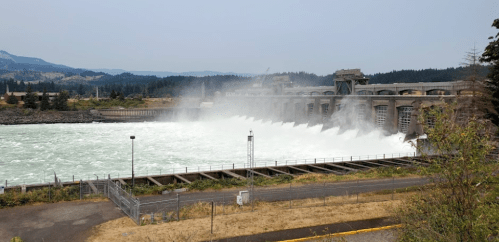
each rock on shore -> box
[0,108,102,125]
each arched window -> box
[357,90,373,95]
[377,90,395,95]
[399,89,423,95]
[427,89,451,95]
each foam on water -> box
[0,116,415,185]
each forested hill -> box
[0,66,492,98]
[367,66,490,84]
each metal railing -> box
[3,152,418,187]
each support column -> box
[404,100,424,141]
[383,98,397,134]
[309,98,321,126]
[365,97,373,123]
[321,97,336,131]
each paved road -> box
[138,177,428,213]
[305,229,397,242]
[0,200,123,242]
[208,217,397,242]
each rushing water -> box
[0,116,415,186]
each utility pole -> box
[130,136,135,187]
[247,130,254,209]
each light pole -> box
[130,135,135,187]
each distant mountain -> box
[0,50,93,74]
[91,69,255,77]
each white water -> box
[0,116,415,186]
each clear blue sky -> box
[0,0,497,75]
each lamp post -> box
[130,135,135,187]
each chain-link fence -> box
[107,180,141,224]
[135,177,428,226]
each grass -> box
[87,197,405,242]
[71,98,147,110]
[0,185,85,209]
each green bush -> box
[6,93,18,104]
[10,237,24,242]
[0,186,83,209]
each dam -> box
[1,68,470,188]
[91,69,472,137]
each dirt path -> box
[0,200,124,242]
[87,198,405,242]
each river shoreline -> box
[0,108,103,125]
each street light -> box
[130,135,135,187]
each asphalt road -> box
[206,217,397,242]
[0,200,123,242]
[138,177,429,214]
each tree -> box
[23,83,37,109]
[118,92,125,101]
[77,84,85,95]
[6,92,18,104]
[52,90,69,111]
[457,47,495,123]
[480,18,499,126]
[398,102,498,241]
[110,90,117,99]
[40,88,51,111]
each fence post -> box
[223,194,225,215]
[392,177,394,200]
[137,203,141,225]
[233,163,235,169]
[323,182,326,206]
[177,194,180,221]
[48,183,51,201]
[314,158,316,164]
[289,183,292,208]
[357,180,359,203]
[211,201,214,234]
[186,167,187,173]
[80,180,82,200]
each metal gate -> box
[375,105,388,128]
[107,180,141,225]
[398,106,412,133]
[356,104,366,121]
